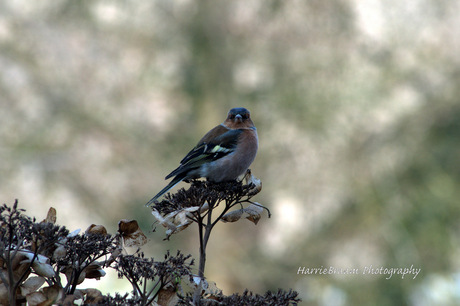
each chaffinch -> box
[146,107,258,206]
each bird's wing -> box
[165,128,242,180]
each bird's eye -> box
[229,114,235,119]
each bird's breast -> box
[201,129,258,182]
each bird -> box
[146,107,258,206]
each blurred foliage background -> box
[1,0,460,305]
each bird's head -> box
[224,107,255,129]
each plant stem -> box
[197,218,205,280]
[193,213,205,305]
[7,214,16,306]
[194,199,218,305]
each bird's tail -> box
[145,175,185,207]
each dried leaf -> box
[221,204,263,224]
[85,224,108,235]
[11,252,31,282]
[188,277,222,298]
[32,261,55,278]
[12,251,29,266]
[221,209,244,223]
[107,245,123,266]
[172,208,196,231]
[243,169,262,196]
[243,203,264,225]
[118,219,139,235]
[192,276,201,286]
[18,251,45,263]
[59,289,84,305]
[84,263,106,279]
[20,276,46,296]
[175,206,200,224]
[82,288,104,304]
[165,221,191,239]
[26,291,47,306]
[42,207,56,224]
[52,245,66,260]
[157,284,178,306]
[64,268,86,285]
[153,211,178,233]
[61,294,80,305]
[73,289,84,301]
[22,254,54,278]
[152,210,176,230]
[203,280,222,297]
[153,207,199,238]
[245,214,261,225]
[42,284,63,304]
[0,283,8,306]
[37,299,54,306]
[200,202,209,213]
[14,263,31,283]
[17,251,54,278]
[118,219,148,247]
[67,229,81,237]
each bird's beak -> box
[235,114,242,122]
